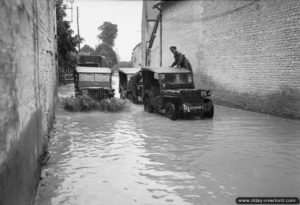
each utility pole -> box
[77,6,80,51]
[159,9,162,67]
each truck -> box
[74,55,114,101]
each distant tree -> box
[80,44,95,55]
[117,61,133,68]
[94,43,118,67]
[56,0,83,72]
[97,22,118,47]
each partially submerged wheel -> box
[144,97,153,113]
[165,102,177,121]
[204,103,214,118]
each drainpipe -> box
[146,41,149,66]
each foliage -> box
[97,22,118,47]
[94,43,118,67]
[80,44,95,55]
[56,0,83,72]
[63,96,130,112]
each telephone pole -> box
[77,6,81,51]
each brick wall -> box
[146,0,300,119]
[0,0,57,204]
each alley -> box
[35,78,300,205]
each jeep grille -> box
[181,90,204,103]
[87,89,108,101]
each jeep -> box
[141,66,214,120]
[118,67,141,102]
[126,72,143,103]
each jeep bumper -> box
[182,103,211,114]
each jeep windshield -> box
[160,73,193,84]
[79,73,110,82]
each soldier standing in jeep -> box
[170,46,192,73]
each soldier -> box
[170,46,192,72]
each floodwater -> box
[35,74,300,205]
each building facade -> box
[132,42,142,67]
[142,0,300,119]
[0,0,57,204]
[141,0,160,66]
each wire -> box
[162,0,261,23]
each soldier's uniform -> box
[171,50,192,72]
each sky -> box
[64,0,142,61]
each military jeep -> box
[126,72,143,103]
[141,66,214,120]
[118,67,141,102]
[74,66,115,101]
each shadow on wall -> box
[197,73,300,120]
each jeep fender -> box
[163,97,182,110]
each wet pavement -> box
[35,75,300,205]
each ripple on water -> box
[36,95,300,205]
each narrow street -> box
[35,75,300,205]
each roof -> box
[132,42,141,51]
[119,67,141,74]
[75,66,111,74]
[141,66,191,74]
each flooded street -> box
[36,75,300,205]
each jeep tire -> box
[205,104,214,118]
[165,102,177,121]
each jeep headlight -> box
[183,104,190,112]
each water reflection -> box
[36,81,300,205]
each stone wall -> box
[146,0,300,119]
[0,0,57,204]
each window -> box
[160,74,177,84]
[160,73,192,84]
[178,74,192,83]
[95,74,110,82]
[79,74,110,82]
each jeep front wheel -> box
[165,102,177,121]
[205,104,214,118]
[144,97,153,113]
